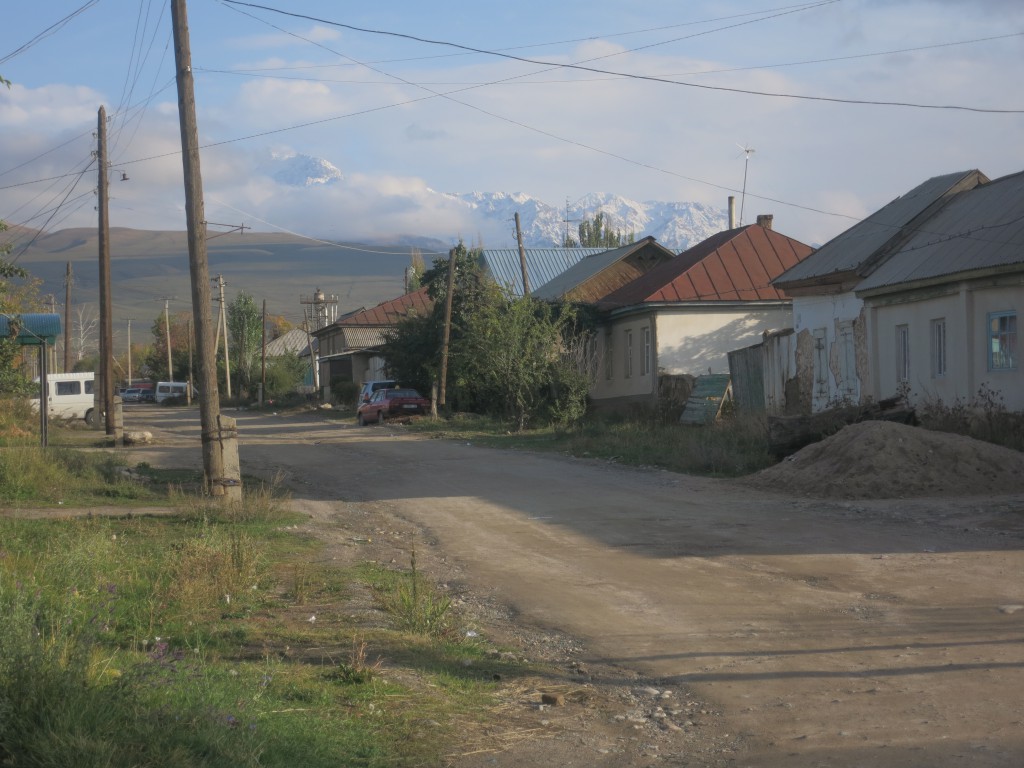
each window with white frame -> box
[641,327,651,376]
[988,311,1017,371]
[895,324,910,383]
[930,318,947,378]
[624,329,633,378]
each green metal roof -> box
[0,313,62,345]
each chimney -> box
[727,196,736,229]
[756,214,774,230]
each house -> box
[589,218,812,411]
[530,237,678,302]
[854,170,1024,410]
[313,288,433,396]
[772,169,988,413]
[479,247,605,297]
[263,328,317,393]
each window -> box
[85,379,94,395]
[895,324,910,383]
[624,330,633,378]
[837,321,857,398]
[988,311,1017,371]
[55,381,80,396]
[931,318,947,378]
[641,327,651,376]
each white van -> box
[154,381,194,403]
[31,371,100,424]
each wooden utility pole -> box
[172,0,235,498]
[260,298,266,406]
[437,247,457,409]
[514,212,530,297]
[96,106,115,435]
[63,262,72,372]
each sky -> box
[2,0,1024,253]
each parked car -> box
[357,379,398,406]
[121,387,145,403]
[356,388,430,425]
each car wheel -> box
[378,409,386,424]
[357,413,365,426]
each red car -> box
[356,388,431,425]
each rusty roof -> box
[599,225,812,308]
[531,237,677,301]
[335,287,433,327]
[481,247,605,296]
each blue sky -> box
[2,0,1023,249]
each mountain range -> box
[265,152,728,251]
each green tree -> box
[144,311,191,382]
[382,241,590,428]
[577,211,633,248]
[227,291,262,397]
[1,221,42,394]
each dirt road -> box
[127,407,1024,767]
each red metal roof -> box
[600,225,812,307]
[339,287,433,327]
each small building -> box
[589,219,812,412]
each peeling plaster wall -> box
[791,292,866,412]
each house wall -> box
[790,292,867,412]
[865,278,1023,410]
[657,306,794,376]
[589,305,793,407]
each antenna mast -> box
[738,144,755,226]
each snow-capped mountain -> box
[441,191,727,251]
[266,152,343,187]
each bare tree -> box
[73,304,99,362]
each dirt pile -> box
[747,420,1024,499]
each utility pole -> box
[214,274,231,398]
[96,105,115,436]
[63,261,72,372]
[172,0,235,498]
[126,318,132,384]
[162,298,173,381]
[438,247,456,409]
[514,212,530,297]
[260,298,266,407]
[187,318,193,405]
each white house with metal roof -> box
[773,169,990,413]
[855,169,1024,411]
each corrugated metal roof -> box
[341,327,390,349]
[264,328,311,357]
[857,169,1024,292]
[0,313,61,345]
[776,170,988,286]
[337,287,433,327]
[481,247,605,297]
[531,237,677,300]
[600,225,812,308]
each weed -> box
[369,546,452,636]
[330,636,383,684]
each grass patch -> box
[0,469,525,766]
[408,411,777,476]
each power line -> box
[219,0,1023,114]
[0,1,100,67]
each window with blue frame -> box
[988,312,1017,371]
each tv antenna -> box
[737,144,755,226]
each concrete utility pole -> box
[172,0,239,500]
[126,318,132,384]
[514,212,530,297]
[162,298,173,381]
[63,261,72,372]
[96,106,115,436]
[214,274,231,398]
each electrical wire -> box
[219,0,1024,114]
[0,1,100,67]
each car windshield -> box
[387,389,420,398]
